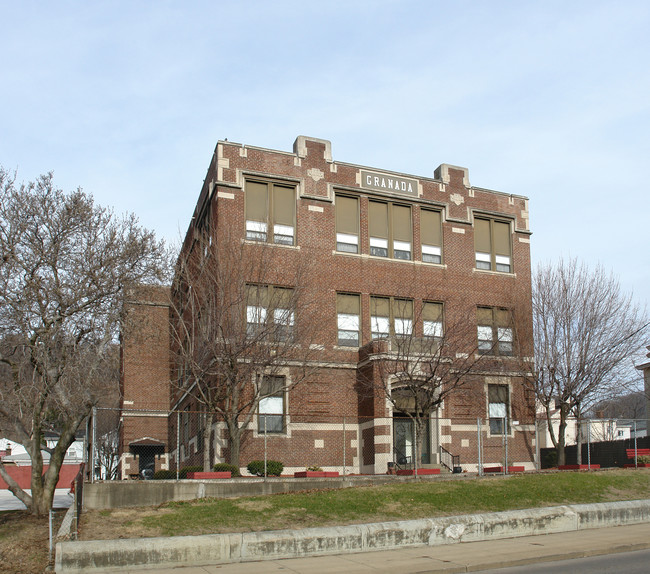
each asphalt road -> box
[479,547,650,573]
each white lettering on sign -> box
[362,170,417,196]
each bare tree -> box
[170,232,324,470]
[0,169,168,515]
[362,300,515,474]
[530,258,648,466]
[94,408,122,480]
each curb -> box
[55,499,650,573]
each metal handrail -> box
[440,445,460,472]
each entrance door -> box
[393,415,431,465]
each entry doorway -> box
[393,414,431,465]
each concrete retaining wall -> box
[82,475,419,510]
[56,499,650,573]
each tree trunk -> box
[556,406,568,467]
[227,422,242,468]
[576,418,583,465]
[202,413,214,472]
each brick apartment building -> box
[120,135,535,478]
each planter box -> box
[293,471,340,478]
[624,463,650,468]
[484,466,525,473]
[396,468,440,476]
[186,471,231,479]
[558,464,600,471]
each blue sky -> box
[1,0,648,314]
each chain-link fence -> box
[87,407,649,481]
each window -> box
[336,195,359,253]
[488,384,509,434]
[370,297,413,339]
[246,285,294,341]
[477,307,513,356]
[259,375,285,433]
[422,302,443,339]
[369,201,412,260]
[420,209,442,264]
[474,217,512,272]
[337,293,360,347]
[245,180,296,245]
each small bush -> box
[153,470,176,480]
[179,465,204,479]
[247,460,284,476]
[213,463,241,477]
[637,455,650,464]
[306,465,323,472]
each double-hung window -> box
[245,180,296,245]
[474,217,512,273]
[335,195,359,253]
[258,375,285,434]
[272,287,295,342]
[337,293,361,346]
[370,297,413,339]
[369,201,412,260]
[477,307,514,356]
[423,302,443,340]
[420,209,442,264]
[246,284,295,341]
[488,384,509,434]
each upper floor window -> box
[420,209,442,264]
[371,297,413,339]
[488,384,509,435]
[422,301,443,340]
[335,195,359,253]
[369,201,412,260]
[474,217,512,273]
[245,180,296,245]
[477,307,513,356]
[259,375,285,433]
[337,293,361,347]
[246,284,295,341]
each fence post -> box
[263,418,268,481]
[342,416,347,477]
[587,419,591,470]
[91,406,97,483]
[504,416,509,475]
[176,411,180,481]
[634,420,638,469]
[477,417,482,476]
[535,418,540,471]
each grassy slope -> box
[79,469,650,540]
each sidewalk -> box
[88,522,650,573]
[0,488,73,511]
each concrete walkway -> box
[87,523,650,573]
[0,488,73,511]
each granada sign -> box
[360,170,418,196]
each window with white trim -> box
[474,217,512,272]
[423,301,443,340]
[369,201,412,260]
[245,180,296,245]
[335,195,359,253]
[258,375,285,434]
[477,307,514,356]
[370,297,413,339]
[488,384,509,435]
[246,285,295,341]
[337,293,360,347]
[421,209,442,264]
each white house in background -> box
[0,435,84,466]
[536,402,640,449]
